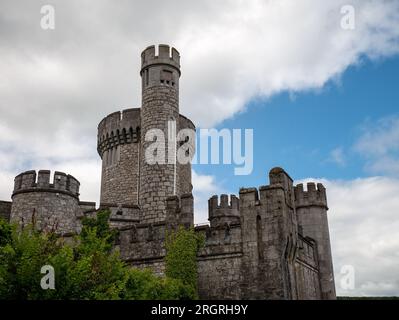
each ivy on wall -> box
[165,226,205,299]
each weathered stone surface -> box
[0,200,11,222]
[3,45,336,300]
[10,170,83,235]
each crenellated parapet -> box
[13,170,80,198]
[97,109,195,158]
[97,108,141,157]
[141,44,180,75]
[294,182,328,209]
[208,194,240,228]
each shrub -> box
[0,213,202,300]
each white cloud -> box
[0,0,397,196]
[0,0,398,178]
[0,147,101,204]
[355,115,399,176]
[192,170,229,225]
[299,176,399,297]
[0,0,399,298]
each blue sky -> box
[1,0,399,297]
[194,56,399,190]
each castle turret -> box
[10,170,82,235]
[294,182,336,299]
[97,45,195,226]
[139,44,182,223]
[98,108,141,207]
[208,194,240,228]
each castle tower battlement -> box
[0,45,337,300]
[141,44,180,76]
[11,170,82,235]
[97,108,141,157]
[294,182,328,209]
[13,170,80,198]
[208,194,240,228]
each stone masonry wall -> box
[12,192,82,235]
[196,222,243,299]
[0,200,11,222]
[117,222,167,275]
[100,142,140,205]
[295,235,322,299]
[140,86,180,223]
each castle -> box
[0,45,336,300]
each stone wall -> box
[198,254,242,299]
[118,222,167,263]
[295,235,322,299]
[100,142,140,205]
[196,222,243,299]
[0,200,11,222]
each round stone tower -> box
[97,108,141,207]
[139,44,182,223]
[10,170,82,235]
[98,45,195,224]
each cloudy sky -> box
[1,0,399,296]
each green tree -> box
[0,213,201,300]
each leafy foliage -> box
[0,218,13,246]
[165,226,205,298]
[0,213,200,300]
